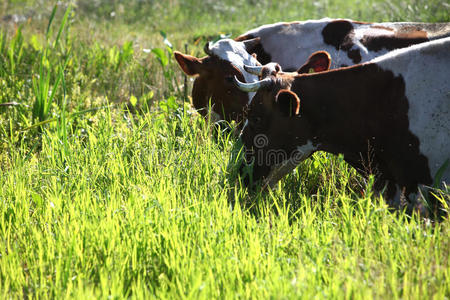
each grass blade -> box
[46,4,58,39]
[54,4,72,49]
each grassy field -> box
[1,0,449,298]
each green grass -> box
[0,0,449,298]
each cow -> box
[235,18,450,69]
[174,19,450,123]
[233,37,450,217]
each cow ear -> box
[276,90,300,117]
[174,51,203,76]
[297,51,331,74]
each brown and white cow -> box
[234,37,450,214]
[175,19,450,122]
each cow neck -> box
[290,65,375,157]
[290,63,433,194]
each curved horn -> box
[242,37,261,52]
[204,42,213,56]
[233,76,272,92]
[244,65,263,76]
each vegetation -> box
[0,0,449,298]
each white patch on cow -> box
[264,140,318,188]
[294,140,317,161]
[209,39,260,103]
[243,19,347,70]
[372,37,450,187]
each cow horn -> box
[233,76,272,92]
[242,37,261,52]
[244,65,263,76]
[204,42,213,56]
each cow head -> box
[174,38,262,123]
[235,51,331,187]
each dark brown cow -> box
[175,19,450,122]
[234,38,450,215]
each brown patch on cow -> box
[412,22,450,39]
[242,63,434,206]
[395,26,428,35]
[321,20,362,64]
[347,49,362,63]
[396,29,428,39]
[370,25,394,31]
[234,34,252,42]
[360,30,429,51]
[322,20,355,49]
[234,34,272,65]
[284,21,302,25]
[352,20,373,25]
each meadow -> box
[0,0,449,298]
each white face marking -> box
[295,141,317,160]
[209,39,260,103]
[264,140,318,188]
[372,37,450,186]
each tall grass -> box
[0,0,449,298]
[1,105,449,298]
[31,4,70,125]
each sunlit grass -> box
[0,1,449,298]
